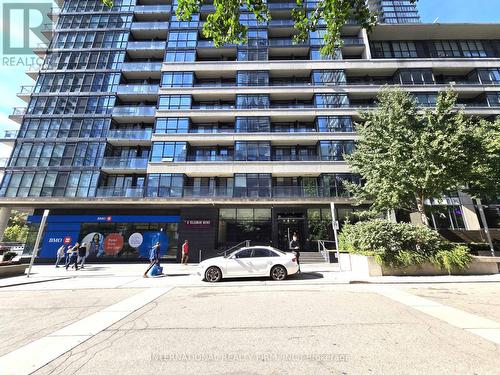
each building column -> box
[0,207,12,242]
[458,192,481,230]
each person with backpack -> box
[55,244,66,268]
[144,242,162,277]
[66,243,79,271]
[78,242,88,269]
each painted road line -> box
[0,287,173,375]
[373,286,500,345]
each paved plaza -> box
[0,264,499,375]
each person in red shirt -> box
[181,240,189,265]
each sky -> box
[0,0,499,154]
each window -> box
[311,70,346,85]
[52,31,128,49]
[433,41,461,58]
[320,173,360,198]
[392,41,418,58]
[35,73,120,93]
[234,249,253,258]
[234,174,271,198]
[319,141,355,161]
[397,69,434,85]
[460,40,487,57]
[236,95,269,109]
[151,142,187,162]
[158,95,191,110]
[477,69,500,84]
[252,248,275,257]
[161,72,194,87]
[310,48,342,60]
[316,117,353,132]
[235,141,271,161]
[27,96,115,115]
[146,174,185,197]
[414,93,437,106]
[167,31,197,48]
[314,94,349,108]
[164,50,196,62]
[235,117,270,133]
[236,71,269,86]
[237,48,268,61]
[155,118,190,133]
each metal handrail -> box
[217,240,251,257]
[316,239,337,262]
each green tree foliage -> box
[345,88,497,225]
[2,210,29,243]
[102,0,417,56]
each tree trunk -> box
[415,196,430,227]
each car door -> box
[225,248,253,277]
[250,248,277,276]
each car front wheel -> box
[205,266,222,283]
[270,265,287,281]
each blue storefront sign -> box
[28,214,181,260]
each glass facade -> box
[1,0,497,256]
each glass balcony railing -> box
[122,62,163,72]
[0,158,9,168]
[269,19,295,27]
[112,106,156,117]
[11,107,26,116]
[102,157,149,169]
[117,84,159,95]
[131,22,169,30]
[134,5,171,13]
[268,3,296,10]
[18,85,34,95]
[185,155,233,162]
[342,37,365,45]
[127,41,166,50]
[107,129,153,140]
[183,186,234,198]
[95,187,145,198]
[0,130,18,139]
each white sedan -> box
[199,246,299,282]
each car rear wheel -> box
[205,266,222,283]
[270,265,287,281]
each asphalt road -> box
[7,282,495,375]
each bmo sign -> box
[41,231,80,258]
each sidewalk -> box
[1,263,499,290]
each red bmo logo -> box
[63,237,72,244]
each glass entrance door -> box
[277,214,305,252]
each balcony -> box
[133,5,171,21]
[95,187,145,198]
[121,62,162,79]
[101,157,149,172]
[116,84,159,100]
[126,41,166,58]
[107,129,153,146]
[9,108,26,124]
[269,19,295,27]
[268,38,308,47]
[185,155,233,162]
[342,38,365,46]
[197,40,236,49]
[0,158,9,168]
[0,130,18,144]
[112,106,156,122]
[131,22,169,39]
[17,85,34,102]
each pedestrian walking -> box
[65,243,79,268]
[78,242,88,269]
[290,232,301,273]
[55,244,66,268]
[66,244,79,271]
[181,240,189,265]
[143,242,161,277]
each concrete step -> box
[297,252,328,264]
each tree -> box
[102,0,418,56]
[345,88,497,226]
[2,210,29,243]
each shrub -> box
[2,251,17,262]
[430,245,473,275]
[338,219,444,268]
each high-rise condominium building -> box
[0,0,498,262]
[368,0,421,24]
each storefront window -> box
[218,208,272,248]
